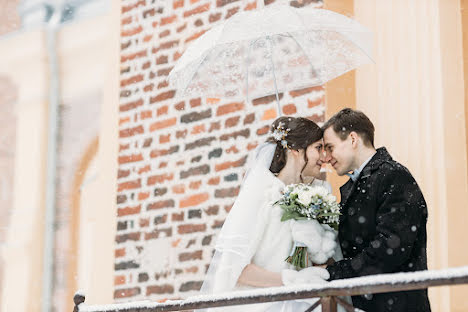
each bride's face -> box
[302,139,325,178]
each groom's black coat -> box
[326,147,431,312]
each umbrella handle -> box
[266,36,282,116]
[257,0,265,9]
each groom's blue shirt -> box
[346,153,375,182]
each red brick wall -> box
[116,0,324,301]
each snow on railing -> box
[73,266,468,312]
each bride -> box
[200,116,345,312]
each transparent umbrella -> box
[168,3,374,114]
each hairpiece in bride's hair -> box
[270,121,290,149]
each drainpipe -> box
[41,4,62,312]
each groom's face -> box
[323,128,355,176]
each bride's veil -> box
[200,142,277,294]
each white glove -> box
[281,269,301,286]
[295,267,330,285]
[281,267,330,286]
[291,220,337,264]
[299,266,330,280]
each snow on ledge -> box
[77,266,468,312]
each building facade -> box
[0,0,467,311]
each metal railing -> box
[73,266,468,312]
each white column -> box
[0,30,49,312]
[56,11,121,308]
[83,0,121,304]
[354,0,468,311]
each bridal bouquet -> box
[276,184,341,269]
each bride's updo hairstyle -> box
[267,116,323,175]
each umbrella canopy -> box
[168,4,373,113]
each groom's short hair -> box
[322,108,375,147]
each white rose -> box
[297,190,313,206]
[316,186,329,198]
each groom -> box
[321,108,431,312]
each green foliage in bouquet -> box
[277,184,341,230]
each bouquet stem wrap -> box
[285,241,309,269]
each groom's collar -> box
[345,147,392,182]
[360,147,392,176]
[340,148,392,207]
